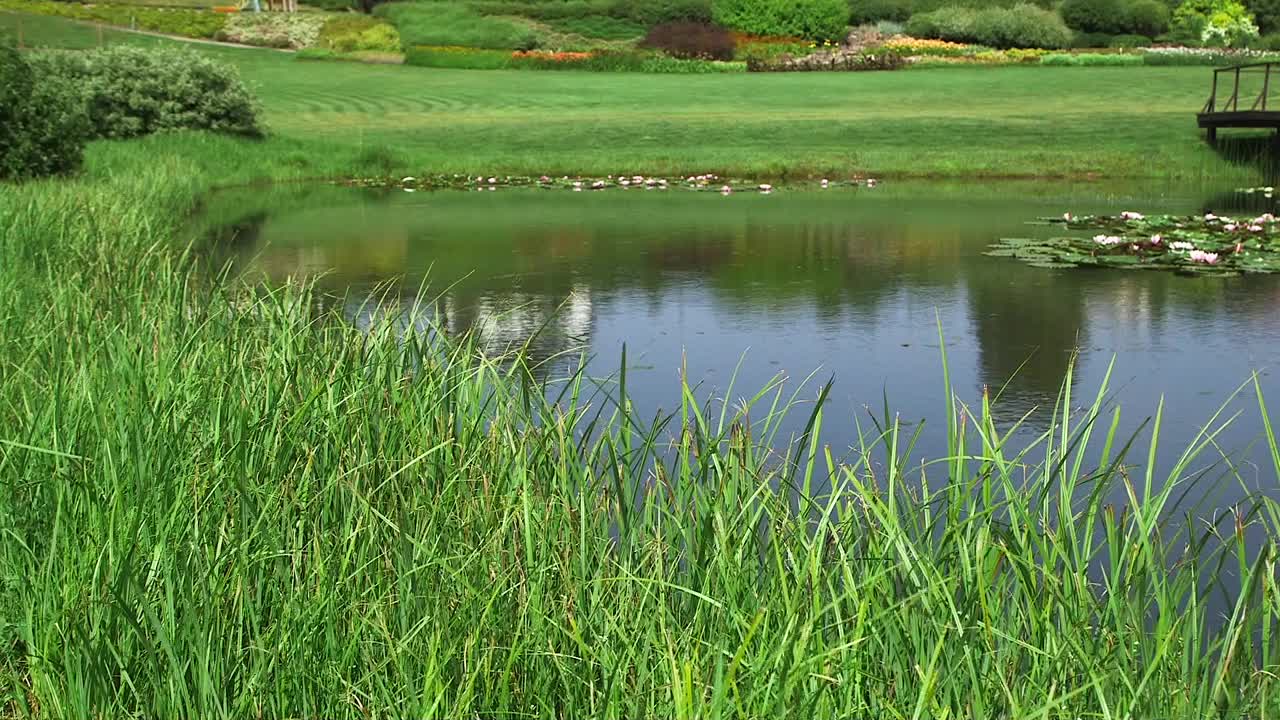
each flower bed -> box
[747,48,904,71]
[988,210,1280,275]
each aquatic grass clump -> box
[4,151,1280,717]
[989,209,1280,273]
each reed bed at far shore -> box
[3,135,1280,719]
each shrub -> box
[849,0,912,24]
[28,47,261,140]
[1059,0,1126,33]
[1248,0,1280,33]
[747,48,904,69]
[640,20,736,59]
[317,15,401,52]
[0,45,90,181]
[215,12,326,49]
[301,0,355,10]
[1123,0,1169,35]
[377,2,543,49]
[1253,29,1280,46]
[711,0,850,41]
[908,4,1069,47]
[1071,30,1115,45]
[1171,0,1259,45]
[970,4,1072,48]
[1107,31,1152,44]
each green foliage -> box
[711,0,850,41]
[1171,0,1259,46]
[1108,31,1152,44]
[614,0,714,23]
[907,4,1070,48]
[1041,49,1143,62]
[215,12,327,49]
[302,0,357,9]
[0,44,89,180]
[377,2,542,49]
[543,14,645,39]
[849,0,911,24]
[1059,0,1125,33]
[0,0,227,38]
[1252,29,1280,46]
[1071,29,1114,45]
[28,46,262,139]
[316,14,401,51]
[404,43,745,70]
[1123,0,1169,35]
[1247,0,1280,32]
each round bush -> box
[1108,31,1153,44]
[1060,0,1126,32]
[905,6,977,39]
[1252,29,1280,46]
[1071,29,1115,44]
[849,0,912,24]
[711,0,850,41]
[0,46,90,181]
[1123,0,1169,35]
[971,3,1073,47]
[27,47,262,140]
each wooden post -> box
[1232,66,1241,111]
[1264,64,1272,112]
[1210,71,1219,112]
[1208,127,1218,145]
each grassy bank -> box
[1,10,1269,180]
[3,129,1280,718]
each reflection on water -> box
[201,182,1280,498]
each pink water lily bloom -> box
[1224,223,1238,231]
[1120,211,1144,220]
[1063,212,1075,221]
[1250,224,1264,232]
[1188,250,1220,264]
[1150,234,1163,244]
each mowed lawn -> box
[1,10,1253,179]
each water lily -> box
[1093,234,1124,245]
[1250,224,1264,232]
[1188,250,1220,264]
[720,185,732,195]
[487,177,496,184]
[1150,234,1162,244]
[592,180,606,189]
[1236,242,1245,253]
[1256,213,1275,223]
[1063,212,1074,221]
[821,179,830,187]
[866,178,878,187]
[1170,241,1195,251]
[1120,211,1144,220]
[1224,223,1238,231]
[539,175,551,182]
[1204,213,1218,221]
[403,188,416,193]
[401,176,416,183]
[758,184,773,192]
[572,181,583,188]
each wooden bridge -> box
[1199,62,1280,143]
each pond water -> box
[202,180,1280,512]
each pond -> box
[201,180,1280,512]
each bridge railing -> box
[1203,62,1280,114]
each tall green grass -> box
[2,135,1280,717]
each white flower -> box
[1170,241,1195,251]
[1120,211,1144,220]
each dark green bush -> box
[1107,31,1152,44]
[0,45,90,181]
[302,0,357,10]
[1059,0,1125,32]
[849,0,912,24]
[544,15,646,39]
[1247,0,1280,32]
[1252,30,1280,47]
[908,3,1069,47]
[711,0,850,41]
[1122,0,1168,35]
[28,47,261,140]
[909,0,1051,13]
[1071,29,1114,45]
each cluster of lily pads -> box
[339,174,880,194]
[987,210,1280,275]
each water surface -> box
[202,181,1280,508]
